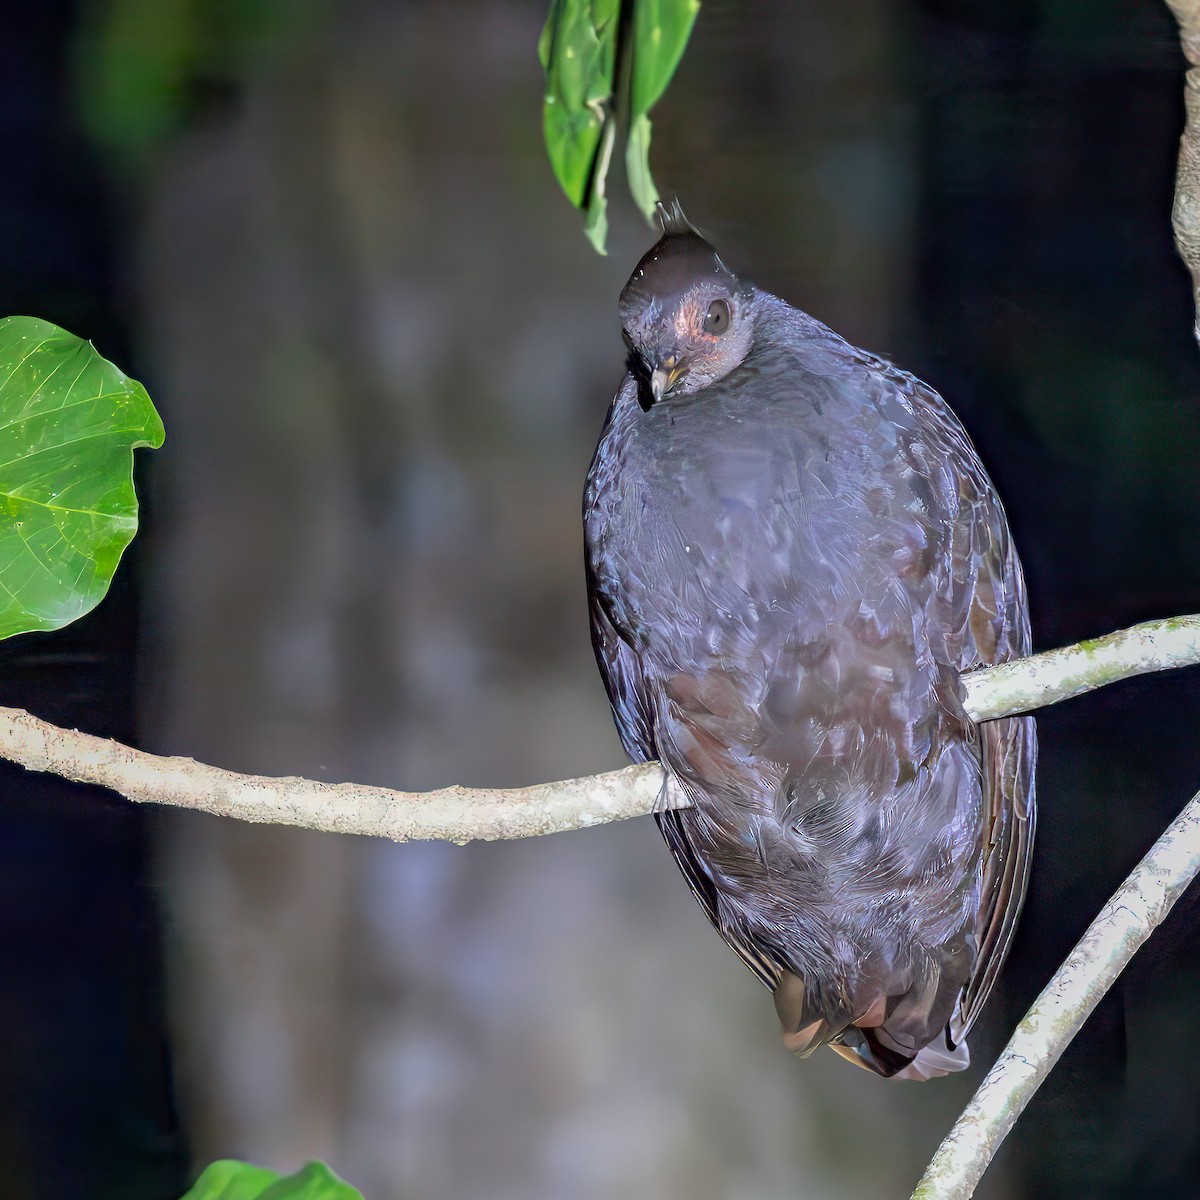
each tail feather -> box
[825,1024,970,1080]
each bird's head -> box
[619,202,755,407]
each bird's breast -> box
[587,382,938,664]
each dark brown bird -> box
[583,204,1035,1079]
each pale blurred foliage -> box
[133,1,1010,1196]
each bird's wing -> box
[587,586,656,762]
[912,376,1037,1042]
[657,801,785,991]
[958,710,1035,1038]
[659,802,787,990]
[952,529,1036,1040]
[588,588,784,991]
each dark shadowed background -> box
[1,1,1198,1198]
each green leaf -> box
[623,0,700,225]
[74,0,198,169]
[539,0,620,216]
[0,316,164,640]
[181,1160,364,1200]
[624,112,660,223]
[628,0,701,119]
[75,0,330,172]
[540,0,701,248]
[584,109,618,254]
[179,1160,280,1200]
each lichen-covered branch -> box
[911,782,1200,1199]
[0,614,1196,840]
[1167,0,1200,342]
[0,704,661,841]
[958,613,1200,721]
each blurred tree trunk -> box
[139,2,958,1197]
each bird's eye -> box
[703,298,731,336]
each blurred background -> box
[1,0,1199,1197]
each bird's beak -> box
[650,354,685,403]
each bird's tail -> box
[827,1024,970,1080]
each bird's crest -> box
[655,198,699,237]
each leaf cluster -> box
[539,0,700,252]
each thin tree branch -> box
[0,702,664,841]
[1167,0,1200,343]
[0,615,1194,839]
[911,782,1200,1199]
[959,612,1200,720]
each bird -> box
[583,203,1036,1080]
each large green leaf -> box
[0,316,164,639]
[180,1160,364,1200]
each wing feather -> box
[911,372,1038,1044]
[590,586,785,990]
